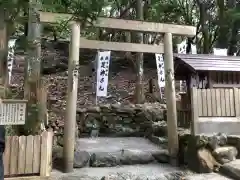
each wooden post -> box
[208,72,213,88]
[40,130,53,177]
[163,32,179,165]
[233,87,240,117]
[63,22,80,173]
[190,87,198,135]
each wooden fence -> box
[4,130,53,179]
[196,88,236,117]
[176,87,240,130]
[191,87,240,135]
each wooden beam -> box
[80,38,164,53]
[190,87,198,135]
[234,88,240,117]
[39,12,196,36]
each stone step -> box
[51,164,233,180]
[89,149,169,167]
[50,163,193,180]
[184,173,233,180]
[219,159,240,179]
[53,137,169,168]
[79,137,169,167]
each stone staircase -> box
[73,137,169,167]
[52,137,192,179]
[51,163,194,180]
[51,137,235,180]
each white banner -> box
[177,40,187,54]
[96,51,111,97]
[177,40,197,54]
[177,40,187,92]
[7,39,17,84]
[177,41,197,92]
[155,54,165,88]
[191,44,197,54]
[213,48,227,56]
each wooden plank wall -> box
[3,130,53,178]
[211,71,240,86]
[177,87,240,129]
[177,109,191,128]
[195,88,237,117]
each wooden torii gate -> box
[38,11,196,172]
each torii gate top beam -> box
[38,12,196,54]
[39,12,196,36]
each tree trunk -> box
[197,1,210,53]
[24,9,28,37]
[122,3,132,60]
[0,9,8,95]
[174,17,182,52]
[228,0,239,55]
[216,0,228,48]
[134,0,145,104]
[143,0,151,44]
[144,0,155,94]
[22,0,43,135]
[53,30,57,41]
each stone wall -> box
[76,103,166,137]
[50,100,240,179]
[179,133,240,178]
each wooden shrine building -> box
[174,54,240,135]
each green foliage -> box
[228,6,240,21]
[0,0,239,57]
[42,0,108,40]
[42,0,106,27]
[5,126,15,136]
[1,0,240,135]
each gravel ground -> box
[184,173,233,180]
[50,164,233,180]
[50,163,192,180]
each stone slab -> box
[185,173,233,180]
[50,163,190,180]
[196,119,240,135]
[220,159,240,179]
[54,137,169,169]
[51,164,233,180]
[75,137,165,154]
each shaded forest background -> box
[1,0,240,135]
